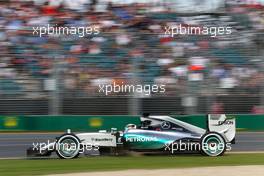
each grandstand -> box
[0,0,263,115]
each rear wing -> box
[207,114,236,143]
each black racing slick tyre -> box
[200,132,226,157]
[55,134,81,159]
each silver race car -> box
[27,114,236,159]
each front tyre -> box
[56,134,81,159]
[200,132,226,157]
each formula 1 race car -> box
[27,114,236,159]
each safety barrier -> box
[0,114,263,131]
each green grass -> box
[0,154,264,176]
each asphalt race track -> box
[0,132,263,158]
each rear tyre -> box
[200,132,226,157]
[55,134,81,159]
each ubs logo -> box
[218,120,234,125]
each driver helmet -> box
[125,124,137,130]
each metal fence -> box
[0,35,263,115]
[0,96,261,115]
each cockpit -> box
[126,116,190,133]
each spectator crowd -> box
[0,0,263,98]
